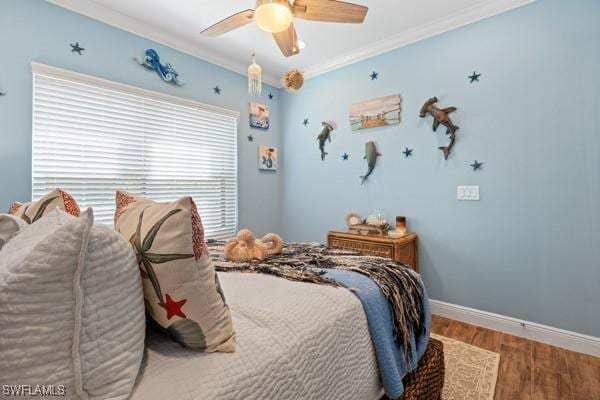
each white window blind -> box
[31,63,239,239]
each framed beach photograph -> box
[249,101,270,130]
[258,145,278,171]
[349,94,402,132]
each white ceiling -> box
[48,0,533,87]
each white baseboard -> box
[430,299,600,357]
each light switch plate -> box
[457,185,480,201]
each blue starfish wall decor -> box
[470,160,483,171]
[369,71,379,80]
[342,153,349,161]
[468,71,481,83]
[213,86,221,95]
[302,118,309,126]
[247,134,254,142]
[135,49,183,86]
[402,147,413,158]
[70,42,85,55]
[268,93,273,100]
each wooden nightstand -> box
[326,231,419,272]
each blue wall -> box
[1,0,598,337]
[0,0,282,236]
[280,0,600,337]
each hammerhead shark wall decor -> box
[317,122,335,161]
[419,97,459,160]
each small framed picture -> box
[249,101,270,130]
[258,145,278,171]
[349,94,402,132]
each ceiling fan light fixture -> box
[254,0,292,33]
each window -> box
[31,63,239,239]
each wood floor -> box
[431,315,600,400]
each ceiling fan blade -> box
[292,0,368,23]
[272,22,300,57]
[201,9,255,37]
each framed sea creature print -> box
[258,145,278,171]
[249,101,270,130]
[349,94,401,131]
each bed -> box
[131,240,435,400]
[131,272,383,400]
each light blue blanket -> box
[324,269,431,399]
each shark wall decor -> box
[419,97,459,160]
[360,141,381,185]
[135,49,183,86]
[317,122,335,161]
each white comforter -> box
[131,272,383,400]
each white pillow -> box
[0,208,145,399]
[0,214,27,250]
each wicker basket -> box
[385,338,445,400]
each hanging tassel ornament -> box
[248,53,262,97]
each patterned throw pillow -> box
[114,191,235,352]
[9,188,80,223]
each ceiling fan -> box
[201,0,368,57]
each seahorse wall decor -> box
[135,49,183,86]
[317,122,335,161]
[419,97,459,160]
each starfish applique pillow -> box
[114,191,235,352]
[8,188,80,224]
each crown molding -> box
[46,0,282,87]
[303,0,535,79]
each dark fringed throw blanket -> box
[207,240,426,362]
